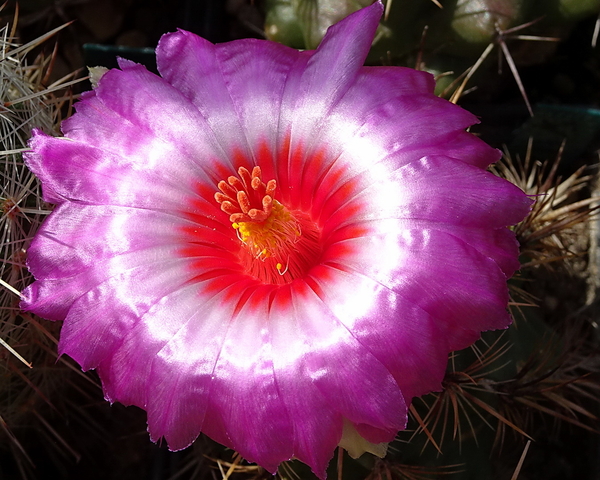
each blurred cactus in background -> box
[0,9,93,478]
[264,0,600,103]
[264,0,600,54]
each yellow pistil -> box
[214,165,321,284]
[232,200,301,260]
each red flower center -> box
[215,166,321,285]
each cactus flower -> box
[22,2,531,477]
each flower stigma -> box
[215,166,321,284]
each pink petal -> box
[26,132,204,209]
[317,155,531,234]
[267,281,406,474]
[323,225,513,342]
[305,265,450,401]
[55,253,195,370]
[26,204,232,280]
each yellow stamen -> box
[234,200,301,260]
[214,165,321,284]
